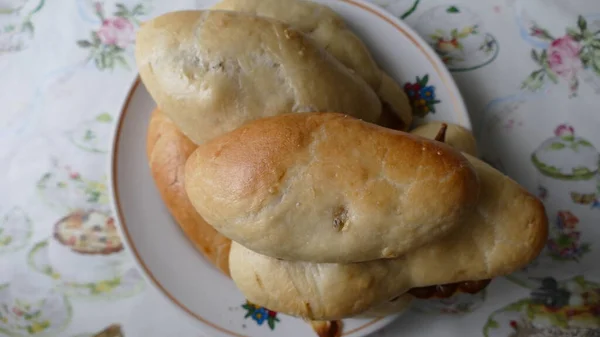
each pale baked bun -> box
[211,0,413,130]
[146,109,379,336]
[211,0,382,90]
[185,112,480,263]
[227,153,547,320]
[411,121,478,156]
[135,10,382,145]
[146,108,231,276]
[228,241,413,319]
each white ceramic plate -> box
[108,1,470,336]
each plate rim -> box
[108,0,471,336]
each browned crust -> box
[146,109,505,332]
[148,108,351,337]
[309,320,343,337]
[185,112,480,263]
[53,210,124,255]
[146,108,231,276]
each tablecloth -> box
[1,0,599,336]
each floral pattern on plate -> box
[27,240,144,299]
[371,0,421,20]
[403,74,440,117]
[0,207,32,254]
[522,15,600,97]
[0,283,72,336]
[242,300,280,330]
[76,2,149,70]
[483,276,600,336]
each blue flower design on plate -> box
[251,307,268,325]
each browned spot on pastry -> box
[304,302,313,319]
[332,206,348,231]
[284,28,298,40]
[309,320,343,337]
[93,324,123,337]
[434,123,448,143]
[389,295,401,302]
[254,273,263,290]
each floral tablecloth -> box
[1,0,599,336]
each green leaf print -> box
[91,31,101,46]
[132,4,146,15]
[446,6,459,13]
[114,3,129,18]
[77,40,92,48]
[556,234,574,246]
[522,69,545,91]
[0,236,12,246]
[577,139,593,147]
[567,27,582,40]
[581,243,591,253]
[94,57,103,70]
[482,318,499,337]
[531,49,540,63]
[549,142,566,150]
[450,28,458,38]
[114,55,129,69]
[21,21,34,34]
[578,15,587,32]
[400,0,420,20]
[590,39,600,48]
[23,310,42,320]
[105,54,115,69]
[592,56,600,77]
[96,112,113,122]
[84,130,95,141]
[87,190,101,203]
[572,166,593,176]
[36,173,51,189]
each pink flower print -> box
[554,124,575,137]
[94,2,103,17]
[97,17,134,49]
[12,307,23,316]
[557,210,579,229]
[547,36,583,79]
[530,28,547,38]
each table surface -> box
[1,0,599,336]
